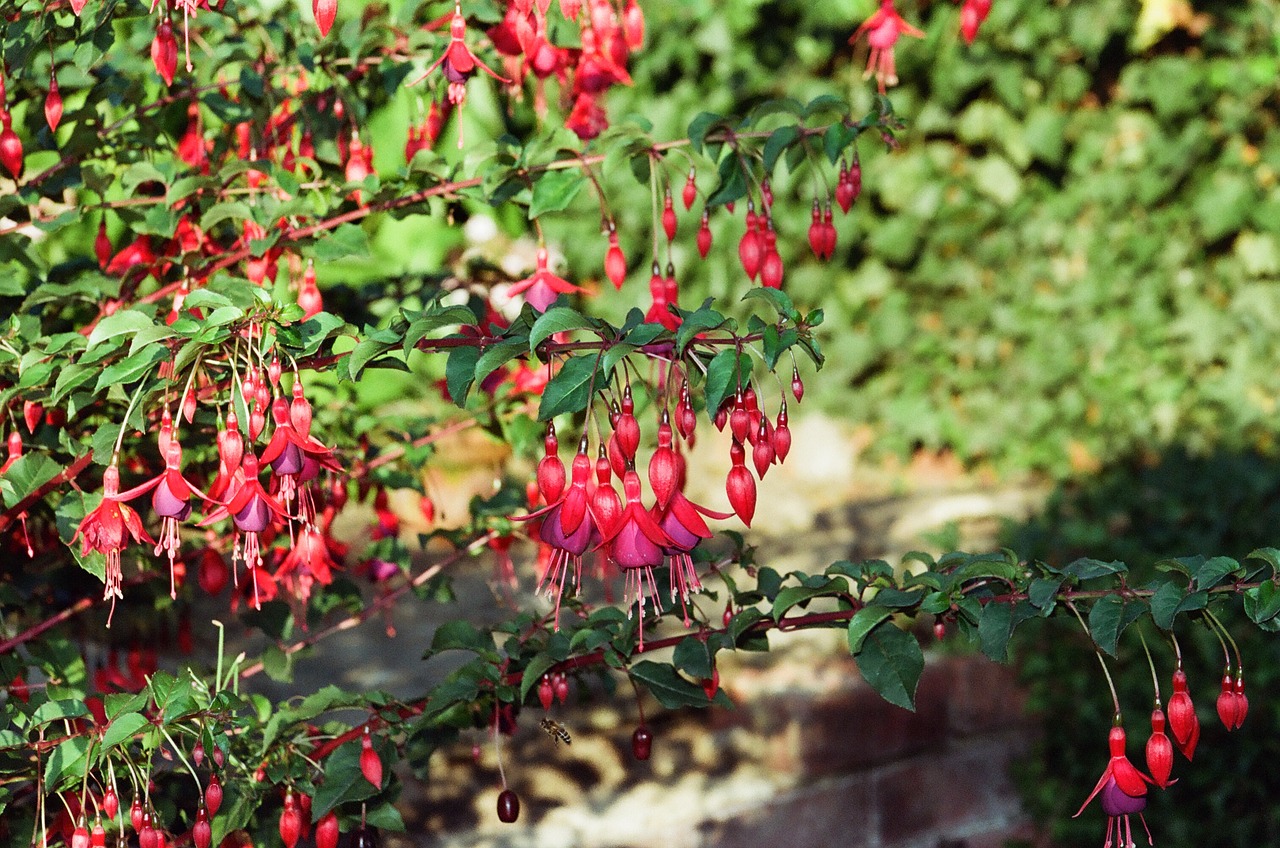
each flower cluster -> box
[514,372,800,647]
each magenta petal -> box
[1100,778,1147,817]
[658,507,701,552]
[152,479,191,519]
[271,442,305,476]
[233,495,272,533]
[611,519,664,569]
[540,504,594,556]
[525,281,557,313]
[298,454,321,483]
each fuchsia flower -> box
[73,465,154,626]
[851,0,925,94]
[506,247,586,312]
[515,440,599,623]
[1167,668,1200,759]
[599,469,674,649]
[412,3,510,108]
[259,383,341,524]
[1074,725,1158,848]
[200,454,288,608]
[118,438,213,599]
[275,526,339,608]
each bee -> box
[539,717,571,746]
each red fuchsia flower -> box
[259,383,342,525]
[1167,668,1199,759]
[275,526,339,610]
[599,469,675,649]
[1215,667,1247,731]
[514,439,598,623]
[74,465,155,626]
[565,92,609,141]
[507,246,586,312]
[958,0,992,44]
[413,3,510,113]
[116,438,214,599]
[1145,707,1174,788]
[652,489,732,625]
[200,455,288,608]
[1074,724,1157,848]
[851,0,925,94]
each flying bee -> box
[539,717,571,746]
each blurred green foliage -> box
[1007,450,1280,846]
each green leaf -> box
[672,636,715,680]
[703,349,750,420]
[312,224,371,262]
[847,607,892,653]
[519,654,559,706]
[763,125,800,172]
[978,602,1014,662]
[771,577,847,621]
[445,344,480,407]
[1244,581,1280,625]
[1064,558,1127,581]
[1149,582,1205,630]
[473,339,528,385]
[630,660,712,710]
[538,354,606,421]
[529,170,586,218]
[1246,548,1280,577]
[1088,595,1126,657]
[101,712,149,750]
[86,309,156,349]
[674,299,729,356]
[30,699,89,727]
[1027,577,1063,611]
[853,621,924,711]
[347,337,398,381]
[529,307,595,353]
[1193,556,1240,591]
[199,201,254,231]
[0,454,61,509]
[428,620,495,655]
[687,112,724,155]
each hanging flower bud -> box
[752,417,775,477]
[1232,672,1248,729]
[152,18,178,86]
[91,822,107,848]
[279,792,302,848]
[103,788,119,820]
[726,439,756,526]
[808,200,825,259]
[615,385,641,459]
[316,812,340,848]
[45,71,63,133]
[738,202,763,280]
[130,798,144,832]
[1145,707,1173,788]
[314,0,338,36]
[538,675,554,711]
[791,367,804,402]
[205,775,223,816]
[773,404,792,463]
[360,727,383,787]
[729,391,750,443]
[553,670,569,703]
[696,210,713,258]
[1216,669,1238,730]
[662,190,677,241]
[648,412,680,508]
[72,825,90,848]
[1167,668,1199,760]
[193,739,205,767]
[821,200,838,260]
[192,807,211,848]
[682,169,697,210]
[95,220,113,269]
[622,0,645,50]
[0,112,24,180]
[605,224,626,289]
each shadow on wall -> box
[1001,448,1280,848]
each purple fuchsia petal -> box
[233,495,273,533]
[610,518,665,569]
[1100,778,1147,816]
[539,503,594,556]
[152,479,191,519]
[271,442,306,476]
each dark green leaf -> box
[445,343,481,407]
[529,170,585,218]
[538,354,606,420]
[630,660,711,710]
[853,621,924,711]
[847,607,892,653]
[529,307,595,353]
